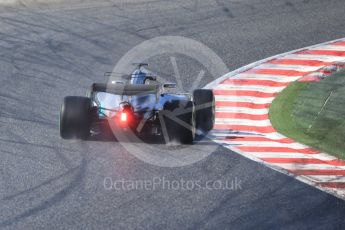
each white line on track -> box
[209,132,267,138]
[222,141,311,148]
[215,84,285,92]
[281,54,345,62]
[232,73,301,82]
[245,152,337,161]
[215,95,274,103]
[254,64,321,72]
[216,107,268,114]
[332,190,345,196]
[215,118,272,126]
[309,45,345,51]
[273,163,345,171]
[306,175,345,183]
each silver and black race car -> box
[59,64,215,144]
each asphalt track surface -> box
[1,0,345,229]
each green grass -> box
[269,69,345,160]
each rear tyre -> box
[162,100,195,144]
[179,101,196,144]
[60,96,92,140]
[193,89,215,133]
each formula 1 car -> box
[59,64,215,144]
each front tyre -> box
[60,96,92,140]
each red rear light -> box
[120,112,127,122]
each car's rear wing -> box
[91,83,159,96]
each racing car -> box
[59,64,215,144]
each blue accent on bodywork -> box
[93,66,190,118]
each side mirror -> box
[148,75,157,81]
[121,74,131,80]
[111,81,124,84]
[163,83,177,88]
